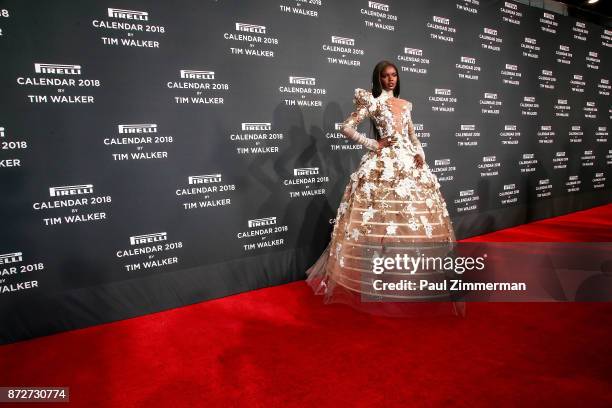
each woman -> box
[305,60,463,317]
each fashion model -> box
[306,60,462,317]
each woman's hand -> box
[414,153,424,168]
[377,136,395,150]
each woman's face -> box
[380,66,397,92]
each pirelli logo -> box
[289,76,315,85]
[189,174,222,184]
[180,70,215,80]
[368,1,389,12]
[49,184,93,197]
[108,8,149,21]
[34,63,81,75]
[236,23,266,34]
[130,232,167,245]
[294,167,319,176]
[331,36,354,46]
[404,48,423,56]
[0,252,23,265]
[433,16,450,25]
[248,217,277,228]
[242,123,271,131]
[118,124,158,134]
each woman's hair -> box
[368,60,400,140]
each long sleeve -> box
[340,88,379,151]
[407,102,425,161]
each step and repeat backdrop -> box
[0,0,610,342]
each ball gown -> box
[305,88,464,317]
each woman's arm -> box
[340,88,379,151]
[407,102,425,162]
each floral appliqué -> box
[362,206,376,224]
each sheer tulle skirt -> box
[306,149,466,318]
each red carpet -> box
[1,204,611,407]
[463,204,612,242]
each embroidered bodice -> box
[339,88,425,161]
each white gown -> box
[305,88,464,317]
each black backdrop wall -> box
[0,0,610,343]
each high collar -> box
[378,88,395,100]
